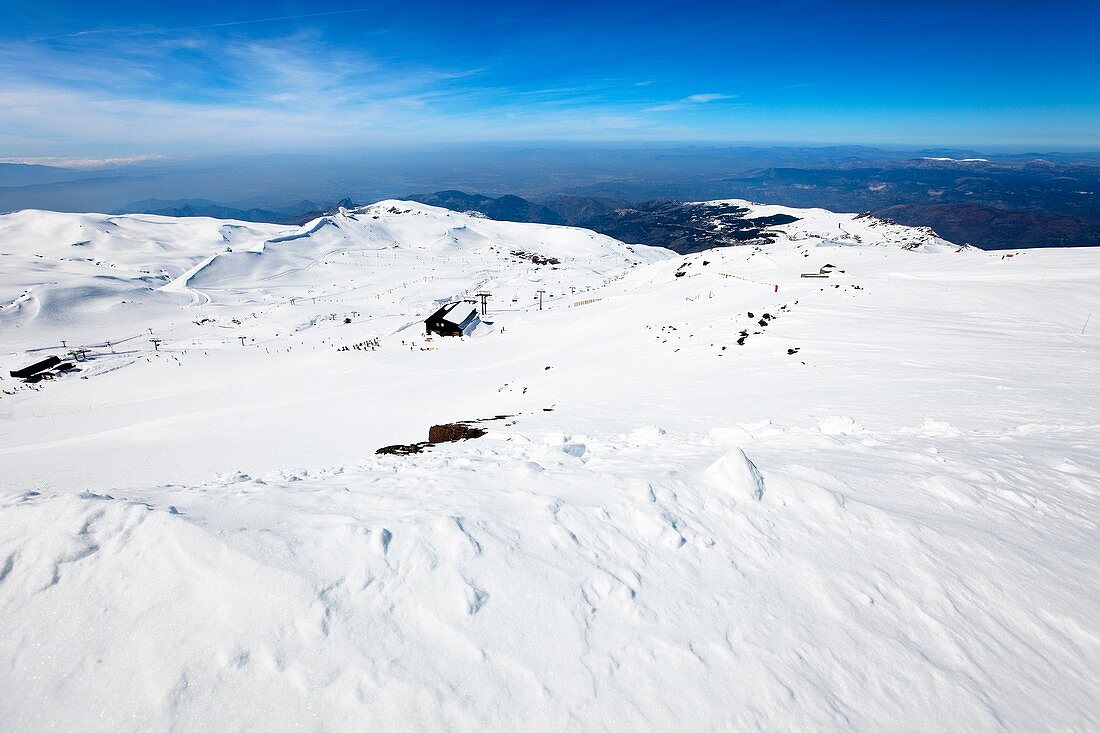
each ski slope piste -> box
[0,200,1097,731]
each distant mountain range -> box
[5,148,1097,250]
[407,192,803,254]
[115,198,290,223]
[404,157,1100,251]
[710,159,1100,249]
[402,191,565,225]
[111,197,358,226]
[110,185,1100,254]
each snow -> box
[1,201,1098,730]
[695,198,959,251]
[441,302,479,326]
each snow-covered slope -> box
[0,210,283,338]
[693,197,962,251]
[1,201,1098,731]
[1,201,662,347]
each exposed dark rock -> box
[376,442,429,455]
[377,417,504,456]
[429,423,487,443]
[582,200,799,254]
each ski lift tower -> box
[475,291,491,316]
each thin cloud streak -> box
[647,93,738,112]
[35,8,375,41]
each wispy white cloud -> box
[0,24,748,156]
[0,29,498,154]
[647,92,738,112]
[684,93,736,104]
[35,8,377,41]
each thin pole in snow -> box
[1083,314,1092,335]
[537,289,546,311]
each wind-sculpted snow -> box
[0,200,1098,730]
[3,423,1097,730]
[706,448,766,500]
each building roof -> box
[442,302,478,326]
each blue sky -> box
[1,0,1098,161]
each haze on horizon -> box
[2,0,1099,166]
